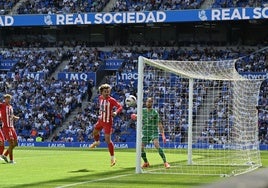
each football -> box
[125,95,137,107]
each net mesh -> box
[137,57,264,176]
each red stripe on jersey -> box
[99,98,112,123]
[0,103,14,128]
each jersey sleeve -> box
[112,98,123,114]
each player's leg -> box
[89,121,101,148]
[141,139,150,168]
[104,125,116,166]
[0,137,8,163]
[7,140,16,164]
[3,140,12,162]
[1,150,8,163]
[5,128,17,164]
[153,138,170,168]
[1,128,11,163]
[0,130,5,155]
[0,141,4,154]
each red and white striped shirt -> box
[0,103,15,128]
[98,95,122,124]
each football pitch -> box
[1,147,268,188]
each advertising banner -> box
[0,7,267,27]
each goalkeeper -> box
[141,97,170,169]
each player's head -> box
[3,94,12,103]
[146,97,153,109]
[99,84,111,98]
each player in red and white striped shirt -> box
[89,84,122,167]
[0,121,6,162]
[0,94,19,164]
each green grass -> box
[1,147,267,188]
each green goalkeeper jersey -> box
[142,108,159,142]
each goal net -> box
[135,56,264,176]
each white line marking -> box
[55,173,133,188]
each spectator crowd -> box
[1,45,263,145]
[2,0,266,15]
[0,0,266,146]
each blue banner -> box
[105,59,124,70]
[7,72,46,80]
[0,7,267,27]
[0,60,17,70]
[17,141,268,150]
[117,71,156,84]
[58,72,96,82]
[116,72,180,86]
[240,72,268,80]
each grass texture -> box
[1,147,267,188]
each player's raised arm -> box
[112,99,123,117]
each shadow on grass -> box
[6,166,203,188]
[69,169,91,173]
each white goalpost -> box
[135,56,264,176]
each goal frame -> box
[135,56,264,175]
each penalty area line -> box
[55,173,133,188]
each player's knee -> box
[154,143,160,148]
[9,140,18,147]
[93,129,99,135]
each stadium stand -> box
[16,0,109,14]
[40,46,267,143]
[0,0,266,145]
[0,47,89,141]
[0,2,266,188]
[0,0,19,15]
